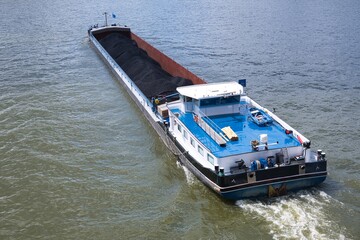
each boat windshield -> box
[200,95,240,107]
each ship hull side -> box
[220,174,327,200]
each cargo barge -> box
[88,23,327,200]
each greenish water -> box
[1,0,359,239]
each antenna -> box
[103,12,108,26]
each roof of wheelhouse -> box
[176,81,243,100]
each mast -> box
[103,12,108,26]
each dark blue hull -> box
[220,175,327,200]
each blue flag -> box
[112,13,116,19]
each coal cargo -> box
[99,32,193,98]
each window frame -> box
[190,138,195,147]
[198,145,204,156]
[207,154,214,165]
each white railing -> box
[196,109,228,146]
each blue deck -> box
[174,110,301,158]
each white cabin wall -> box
[184,102,193,112]
[286,146,304,158]
[305,148,317,162]
[239,96,250,115]
[168,115,215,170]
[169,114,175,131]
[178,102,186,113]
[194,104,200,115]
[217,146,303,173]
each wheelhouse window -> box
[221,95,240,104]
[198,145,204,156]
[185,96,193,102]
[200,98,217,106]
[207,154,214,165]
[200,96,240,107]
[183,130,188,139]
[177,123,182,132]
[190,138,195,147]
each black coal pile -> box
[99,32,193,98]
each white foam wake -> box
[236,190,349,240]
[176,161,196,185]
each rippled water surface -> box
[1,0,359,239]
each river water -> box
[1,0,359,239]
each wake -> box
[176,161,197,185]
[236,190,349,240]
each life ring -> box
[194,115,199,123]
[154,99,160,105]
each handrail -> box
[197,109,229,142]
[193,110,228,147]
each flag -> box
[112,13,116,19]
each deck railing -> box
[196,110,228,146]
